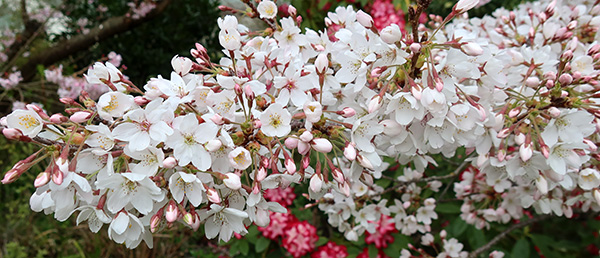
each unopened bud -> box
[165,200,179,223]
[205,139,222,152]
[207,188,221,203]
[462,42,483,56]
[536,175,548,194]
[163,157,177,169]
[356,10,374,28]
[344,143,357,161]
[34,171,50,187]
[315,53,328,74]
[410,43,421,53]
[134,96,150,106]
[49,113,68,124]
[70,111,92,123]
[299,131,313,142]
[548,107,561,118]
[519,143,533,162]
[2,128,23,140]
[357,155,373,169]
[367,96,382,114]
[285,137,299,149]
[309,174,323,193]
[223,172,241,190]
[256,167,267,181]
[285,159,296,174]
[338,107,356,118]
[312,138,333,153]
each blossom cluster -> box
[1,0,600,255]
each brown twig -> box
[468,215,552,258]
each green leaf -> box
[435,203,461,214]
[368,245,378,258]
[316,237,328,247]
[450,217,468,237]
[246,226,259,244]
[255,237,270,253]
[511,238,530,258]
[530,234,561,258]
[239,240,249,256]
[468,226,486,250]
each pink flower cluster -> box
[311,241,348,258]
[263,187,296,207]
[365,214,397,249]
[258,211,319,258]
[369,0,405,31]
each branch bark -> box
[468,215,552,258]
[18,0,174,82]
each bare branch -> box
[17,0,174,82]
[468,215,552,258]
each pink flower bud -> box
[302,156,310,169]
[163,157,177,169]
[244,84,254,99]
[150,211,162,233]
[514,133,525,145]
[234,84,243,95]
[52,169,64,185]
[285,137,298,149]
[540,144,550,159]
[288,5,297,16]
[298,141,311,155]
[49,113,68,124]
[1,170,20,184]
[338,107,356,118]
[536,176,548,195]
[210,113,224,125]
[403,201,411,209]
[166,200,179,223]
[356,10,374,28]
[508,108,520,118]
[558,73,573,85]
[309,174,323,193]
[70,111,92,123]
[205,139,222,152]
[134,96,150,106]
[497,128,510,138]
[583,139,597,151]
[2,128,23,140]
[462,42,483,56]
[544,71,557,80]
[454,0,480,13]
[300,131,313,142]
[440,229,447,238]
[332,169,345,183]
[367,96,382,114]
[315,53,328,74]
[411,85,422,100]
[256,167,267,181]
[207,188,221,204]
[519,143,533,162]
[525,77,540,87]
[561,50,573,60]
[548,107,561,118]
[357,155,373,169]
[410,43,421,53]
[497,149,507,162]
[312,138,333,153]
[34,171,50,187]
[285,159,296,174]
[344,143,357,161]
[223,172,241,190]
[253,119,262,129]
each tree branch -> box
[468,215,552,258]
[18,0,174,82]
